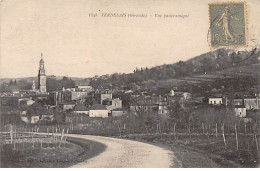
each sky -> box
[0,0,259,78]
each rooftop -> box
[74,103,88,111]
[90,104,107,110]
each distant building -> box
[73,103,89,114]
[49,90,71,106]
[169,90,191,100]
[75,85,93,92]
[59,103,75,111]
[94,89,113,104]
[244,97,260,110]
[209,97,222,105]
[111,108,127,117]
[233,98,244,106]
[208,94,224,105]
[130,96,158,114]
[38,54,47,93]
[0,95,19,108]
[125,90,133,94]
[32,81,36,91]
[0,93,47,108]
[49,88,89,106]
[89,104,108,118]
[106,98,122,112]
[234,105,246,117]
[71,91,88,101]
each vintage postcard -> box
[0,0,259,168]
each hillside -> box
[1,48,259,94]
[88,48,260,92]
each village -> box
[0,54,259,168]
[0,57,259,125]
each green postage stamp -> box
[208,2,247,48]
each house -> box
[73,103,89,115]
[94,89,113,104]
[125,90,133,94]
[111,108,127,117]
[244,97,260,110]
[157,93,190,115]
[89,104,109,118]
[169,90,191,100]
[168,89,191,98]
[59,103,75,111]
[233,98,244,106]
[0,95,18,107]
[75,85,94,92]
[71,91,88,101]
[49,90,72,105]
[234,105,246,117]
[130,96,158,114]
[106,98,122,112]
[208,94,224,105]
[209,97,223,105]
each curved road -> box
[66,134,180,168]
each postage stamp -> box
[208,2,247,48]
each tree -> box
[167,100,186,129]
[130,96,158,133]
[46,77,76,91]
[8,80,14,86]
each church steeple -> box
[38,53,47,93]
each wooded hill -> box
[1,48,259,94]
[89,48,260,94]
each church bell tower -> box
[38,53,47,93]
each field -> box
[119,133,259,167]
[150,63,260,90]
[0,133,106,168]
[1,109,259,168]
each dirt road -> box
[67,134,180,168]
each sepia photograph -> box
[0,0,259,168]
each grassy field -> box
[151,63,260,89]
[0,134,106,168]
[119,133,259,168]
[1,115,259,168]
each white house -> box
[89,104,109,118]
[209,97,222,105]
[234,105,246,117]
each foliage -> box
[46,76,76,91]
[89,49,260,90]
[0,79,32,93]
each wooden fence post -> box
[216,123,218,138]
[222,123,227,148]
[10,125,13,144]
[235,123,238,151]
